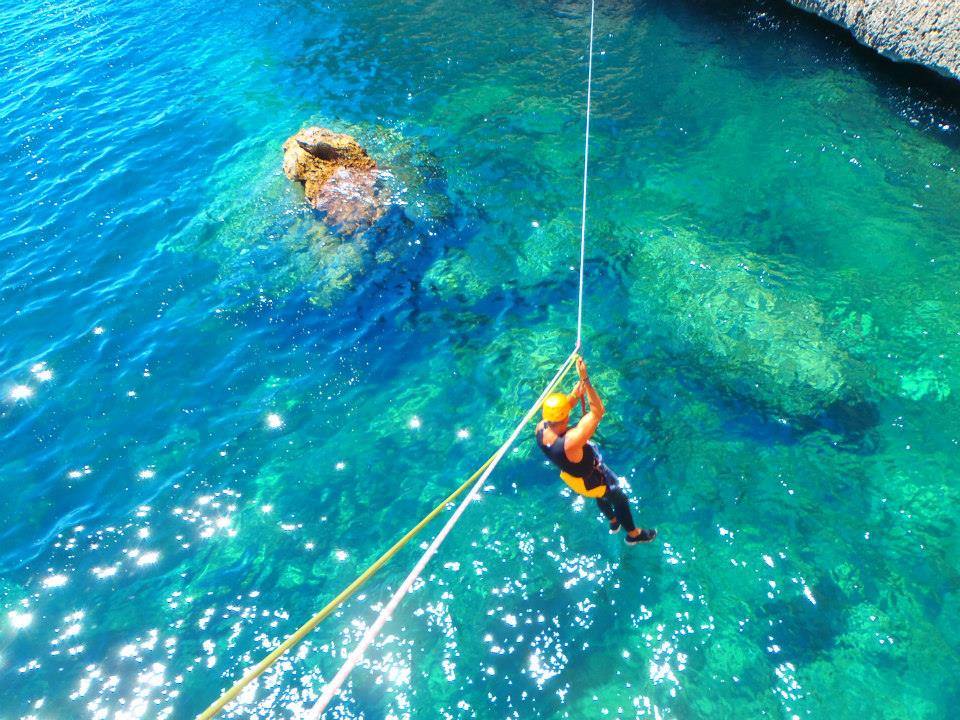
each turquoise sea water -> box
[2,0,959,717]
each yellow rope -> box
[197,354,577,719]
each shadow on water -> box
[676,350,883,451]
[223,198,473,348]
[757,571,847,664]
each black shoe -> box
[625,528,657,545]
[609,519,621,534]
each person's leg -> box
[597,496,622,533]
[597,465,637,535]
[599,466,656,543]
[604,486,638,533]
[596,495,616,521]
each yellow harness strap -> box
[559,470,607,498]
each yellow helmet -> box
[542,393,570,422]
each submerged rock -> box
[631,230,871,423]
[282,126,388,233]
[787,0,960,80]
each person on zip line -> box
[535,355,656,545]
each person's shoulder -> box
[535,421,552,441]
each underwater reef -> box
[168,121,453,309]
[629,229,876,428]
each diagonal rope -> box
[576,0,596,348]
[198,3,597,716]
[197,456,496,720]
[305,351,578,717]
[196,355,578,720]
[308,4,598,715]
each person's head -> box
[542,393,571,433]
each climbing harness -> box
[198,1,598,716]
[539,432,608,499]
[559,470,607,498]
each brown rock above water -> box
[282,126,388,232]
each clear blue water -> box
[2,0,959,717]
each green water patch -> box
[622,227,869,423]
[422,213,588,313]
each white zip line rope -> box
[308,2,598,714]
[576,0,596,348]
[306,350,578,718]
[196,3,598,717]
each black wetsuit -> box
[536,424,638,533]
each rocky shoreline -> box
[786,0,960,81]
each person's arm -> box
[566,380,586,410]
[564,358,604,452]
